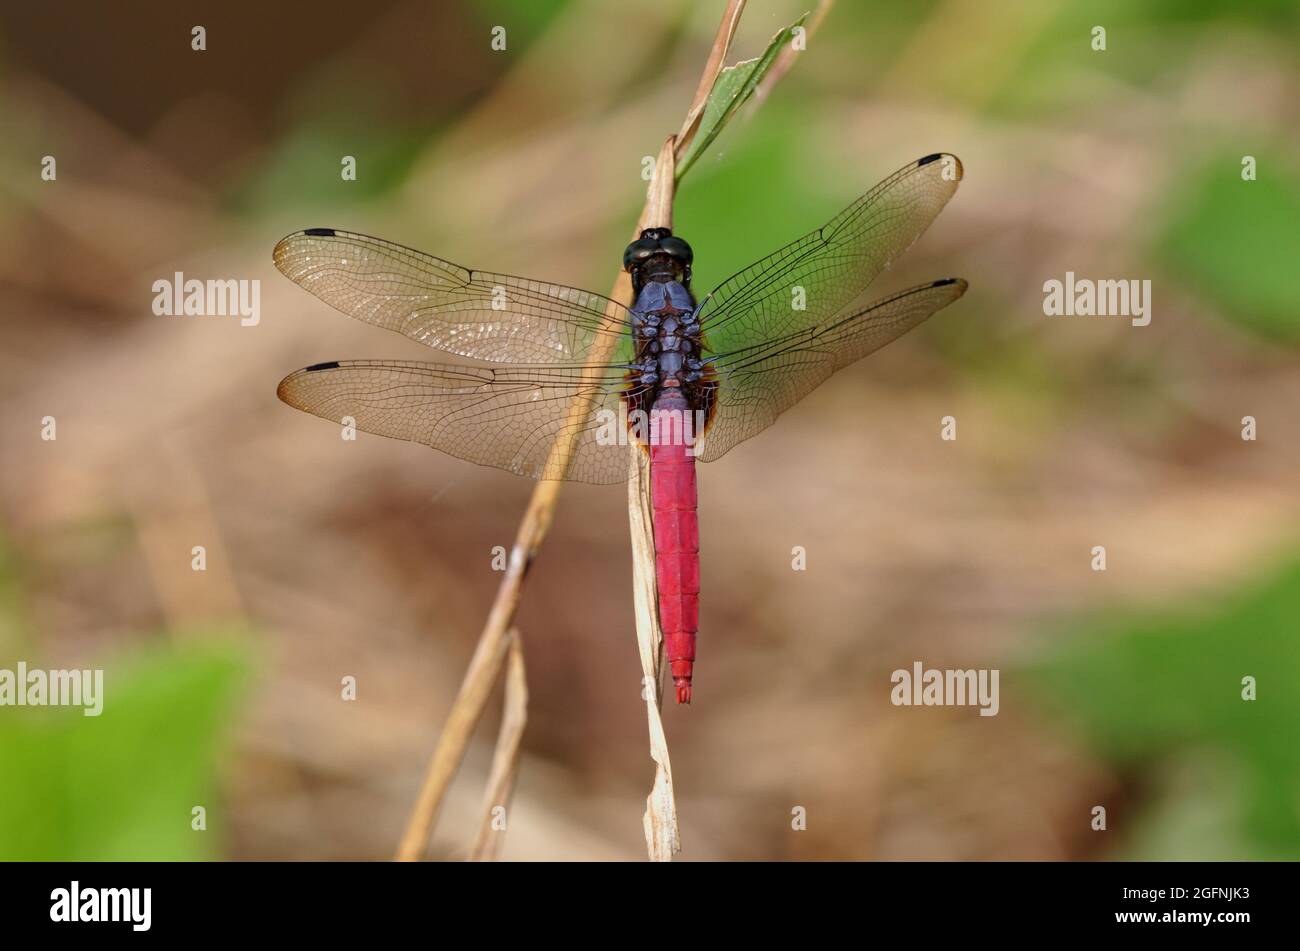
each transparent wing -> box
[273,229,634,365]
[277,360,641,484]
[697,153,963,356]
[698,278,968,462]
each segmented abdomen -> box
[649,387,699,703]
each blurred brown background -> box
[2,0,1299,860]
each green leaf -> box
[0,639,250,860]
[1022,555,1300,858]
[675,12,809,181]
[1156,152,1300,344]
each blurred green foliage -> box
[468,0,571,36]
[0,537,250,860]
[0,639,249,860]
[994,0,1300,111]
[1158,153,1300,344]
[1024,555,1300,859]
[233,123,429,212]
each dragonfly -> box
[275,152,967,704]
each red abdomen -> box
[649,388,699,704]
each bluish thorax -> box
[632,279,696,316]
[623,228,705,389]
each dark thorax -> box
[622,229,716,433]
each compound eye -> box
[623,238,659,271]
[659,236,693,265]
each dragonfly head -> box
[624,228,693,296]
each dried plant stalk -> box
[629,448,678,859]
[468,631,528,862]
[395,282,634,861]
[394,584,518,860]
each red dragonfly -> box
[275,152,966,704]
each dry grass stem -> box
[468,631,528,862]
[394,582,519,860]
[629,448,679,859]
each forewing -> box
[698,278,967,462]
[277,360,639,484]
[697,153,962,356]
[274,229,633,365]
